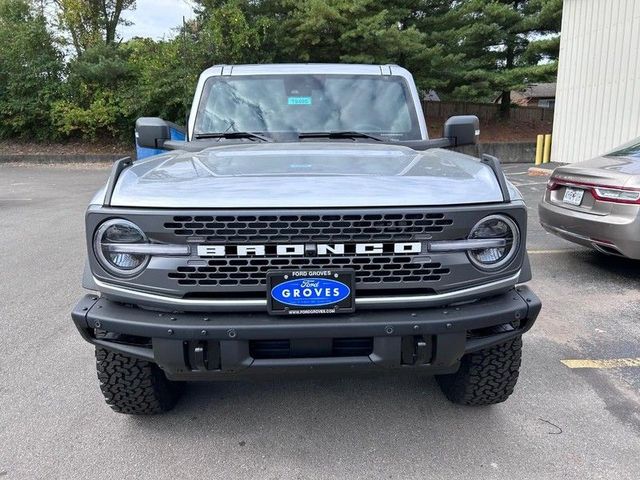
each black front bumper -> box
[72,286,541,380]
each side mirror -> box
[135,117,171,149]
[443,115,480,146]
[135,117,187,160]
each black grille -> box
[163,213,453,242]
[168,255,450,287]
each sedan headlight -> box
[94,219,149,277]
[467,215,519,270]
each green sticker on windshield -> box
[288,96,312,105]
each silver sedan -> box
[539,137,640,258]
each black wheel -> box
[436,336,522,406]
[95,347,181,414]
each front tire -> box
[95,347,181,414]
[436,336,522,406]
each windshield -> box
[193,74,422,140]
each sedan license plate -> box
[563,187,584,206]
[267,269,355,315]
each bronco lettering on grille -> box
[196,242,422,257]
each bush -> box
[0,0,64,140]
[51,43,137,140]
[51,93,122,140]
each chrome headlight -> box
[467,215,519,271]
[93,219,149,277]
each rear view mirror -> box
[443,115,480,146]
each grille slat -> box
[171,255,450,287]
[164,213,452,243]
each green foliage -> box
[277,0,430,66]
[0,0,563,142]
[51,91,122,139]
[126,37,198,122]
[198,1,264,64]
[0,0,64,140]
[448,0,562,112]
[51,43,137,139]
[55,0,136,55]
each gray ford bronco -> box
[72,64,541,414]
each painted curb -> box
[528,166,554,177]
[0,154,130,164]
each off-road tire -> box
[436,336,522,406]
[95,347,181,414]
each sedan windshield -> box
[193,74,421,140]
[606,137,640,158]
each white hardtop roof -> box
[200,63,411,77]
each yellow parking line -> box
[561,358,640,369]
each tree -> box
[126,37,198,123]
[270,1,426,64]
[48,0,145,139]
[189,0,276,66]
[54,0,136,55]
[51,42,137,139]
[0,0,64,139]
[450,0,562,116]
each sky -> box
[120,0,196,40]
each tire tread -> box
[95,347,179,414]
[436,336,522,406]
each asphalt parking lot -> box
[1,162,639,479]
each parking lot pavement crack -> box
[538,418,563,434]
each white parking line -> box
[527,249,578,254]
[511,181,548,187]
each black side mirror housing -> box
[443,115,480,146]
[135,117,173,149]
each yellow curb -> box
[528,167,553,177]
[561,358,640,369]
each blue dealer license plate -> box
[267,269,355,315]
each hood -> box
[110,142,504,208]
[552,154,640,189]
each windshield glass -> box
[193,74,421,140]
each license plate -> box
[267,269,355,315]
[563,187,584,206]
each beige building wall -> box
[552,0,640,163]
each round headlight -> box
[93,219,149,277]
[467,215,519,270]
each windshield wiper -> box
[194,131,272,142]
[298,131,384,142]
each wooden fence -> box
[422,100,555,123]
